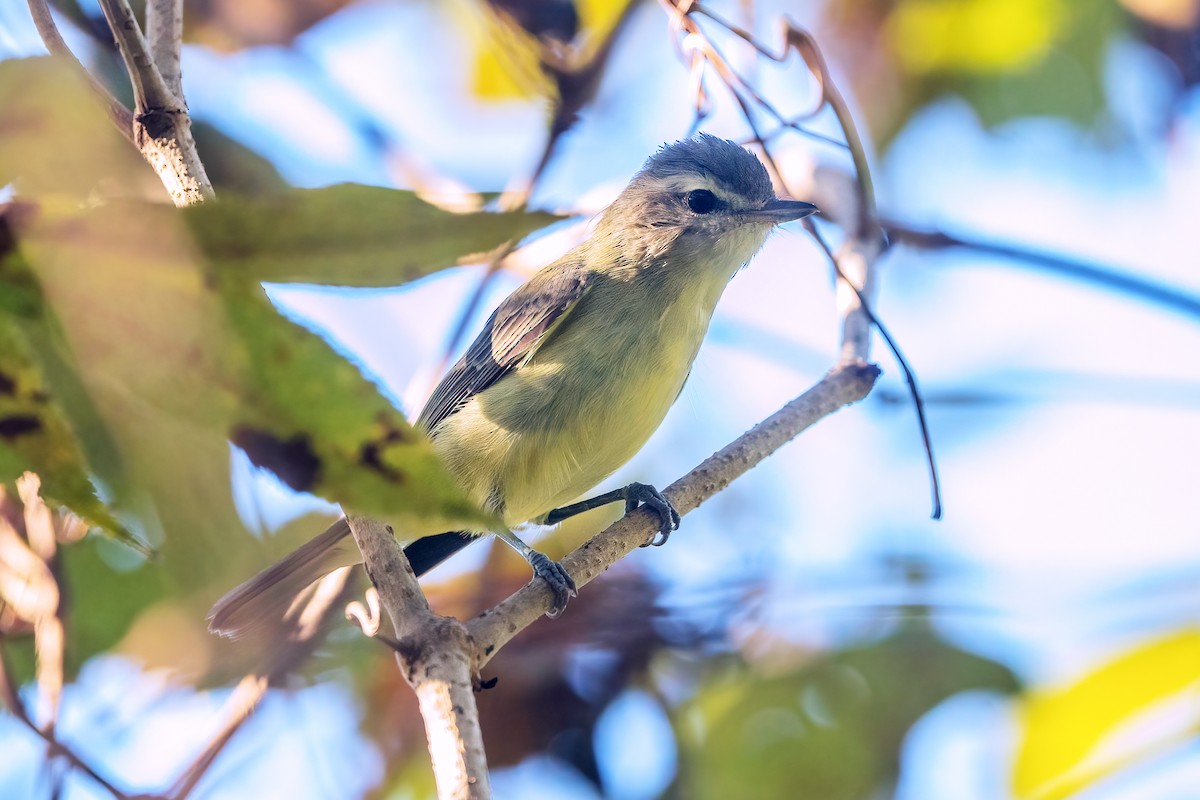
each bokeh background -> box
[1,0,1199,798]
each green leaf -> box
[186,183,562,287]
[0,318,148,554]
[220,279,489,526]
[0,210,149,554]
[0,58,494,571]
[675,619,1021,799]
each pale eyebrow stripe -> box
[653,175,738,201]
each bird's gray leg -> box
[492,528,577,617]
[544,482,681,547]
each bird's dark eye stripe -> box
[685,189,719,214]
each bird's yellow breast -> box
[430,222,772,529]
[430,269,721,527]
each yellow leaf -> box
[457,0,550,101]
[1014,629,1200,799]
[887,0,1066,75]
[577,0,631,47]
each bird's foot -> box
[528,550,577,618]
[623,482,681,547]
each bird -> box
[209,134,817,637]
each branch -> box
[26,0,135,137]
[467,360,880,668]
[144,0,184,101]
[345,517,490,800]
[166,570,353,800]
[883,219,1200,322]
[658,6,884,362]
[0,645,130,800]
[94,0,214,205]
[95,0,175,112]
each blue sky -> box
[1,0,1199,797]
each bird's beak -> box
[751,199,819,224]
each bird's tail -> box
[208,518,362,639]
[208,523,478,640]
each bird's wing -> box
[417,260,591,433]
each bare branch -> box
[93,0,213,205]
[883,219,1200,322]
[145,0,184,101]
[345,517,490,800]
[166,675,268,800]
[95,0,175,112]
[0,646,131,800]
[809,225,942,519]
[168,569,353,800]
[26,0,135,137]
[467,361,880,668]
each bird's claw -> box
[528,550,577,618]
[623,482,681,548]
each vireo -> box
[210,134,816,636]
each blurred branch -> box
[167,569,353,800]
[93,0,213,205]
[144,0,184,101]
[0,479,124,794]
[499,0,642,210]
[26,0,135,137]
[166,675,267,800]
[345,516,490,800]
[434,241,518,392]
[883,219,1200,322]
[468,360,880,668]
[0,613,129,800]
[15,475,65,739]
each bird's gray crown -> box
[635,134,774,203]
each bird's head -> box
[594,134,817,271]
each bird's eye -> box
[685,189,718,214]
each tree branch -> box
[467,360,880,668]
[95,0,175,111]
[26,0,135,138]
[0,643,130,800]
[145,0,184,101]
[167,570,353,800]
[345,517,490,800]
[882,218,1200,322]
[95,0,213,205]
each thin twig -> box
[883,219,1200,322]
[785,26,877,235]
[25,0,135,137]
[809,224,943,519]
[0,644,131,800]
[467,361,881,667]
[144,0,184,101]
[434,242,518,385]
[94,0,177,113]
[168,569,352,800]
[166,675,268,800]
